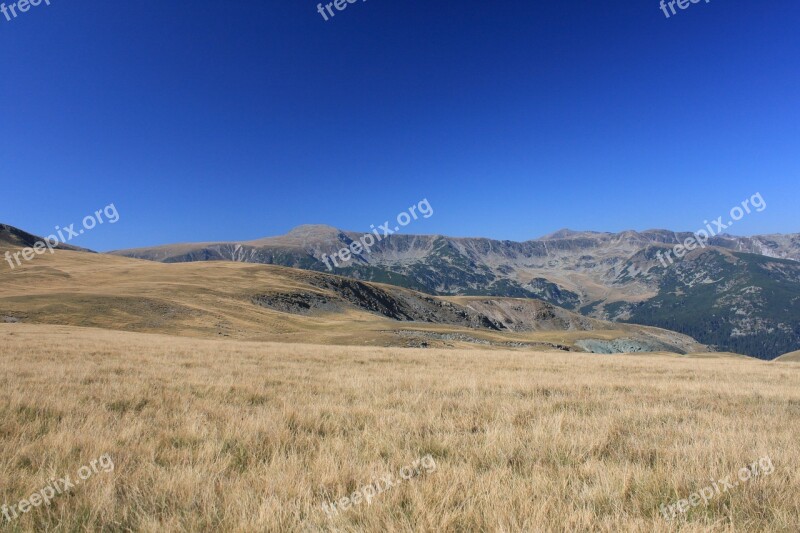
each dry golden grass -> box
[1,323,798,532]
[775,350,800,362]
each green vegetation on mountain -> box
[524,278,581,309]
[615,251,800,359]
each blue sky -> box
[1,0,798,251]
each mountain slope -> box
[0,229,708,354]
[604,250,800,358]
[110,225,800,359]
[0,224,87,252]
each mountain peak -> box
[538,228,603,240]
[286,224,340,235]
[283,224,344,240]
[246,224,344,246]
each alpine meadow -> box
[2,1,799,532]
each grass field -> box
[1,323,798,532]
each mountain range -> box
[111,225,800,359]
[0,224,711,355]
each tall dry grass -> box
[1,324,798,532]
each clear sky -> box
[1,0,798,251]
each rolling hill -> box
[775,350,800,362]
